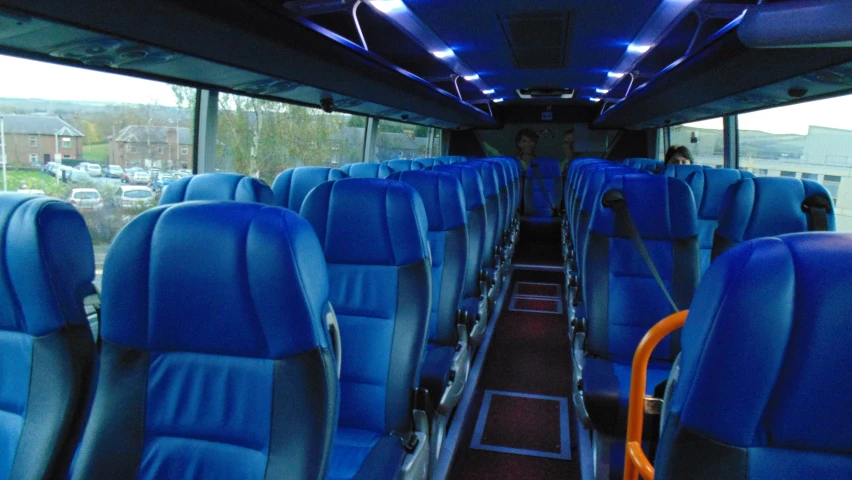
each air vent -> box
[516,87,574,99]
[498,12,571,69]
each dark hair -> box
[514,128,539,145]
[564,127,574,137]
[664,145,694,165]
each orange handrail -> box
[623,310,688,480]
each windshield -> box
[75,191,99,200]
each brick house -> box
[0,115,84,166]
[110,125,193,169]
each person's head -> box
[563,128,575,158]
[665,145,694,166]
[515,128,538,157]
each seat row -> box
[0,156,520,480]
[560,157,836,479]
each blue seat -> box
[663,164,705,181]
[0,195,96,480]
[433,164,489,346]
[383,160,422,173]
[71,202,338,479]
[484,157,520,243]
[159,172,273,205]
[435,156,465,164]
[576,174,699,438]
[684,168,755,271]
[622,158,663,173]
[271,167,346,211]
[413,158,444,169]
[300,179,431,480]
[483,158,510,246]
[390,170,469,461]
[340,163,392,179]
[712,177,835,261]
[523,158,563,219]
[656,232,852,479]
[464,161,503,303]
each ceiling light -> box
[493,98,504,103]
[596,88,610,94]
[432,49,454,59]
[368,0,405,14]
[589,97,601,102]
[482,89,495,95]
[463,74,480,81]
[627,44,651,53]
[607,72,625,79]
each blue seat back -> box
[684,168,755,271]
[484,159,510,236]
[566,158,606,215]
[0,195,96,480]
[72,202,338,479]
[413,158,444,169]
[340,163,392,179]
[623,158,664,173]
[271,167,346,211]
[583,175,699,362]
[663,164,705,181]
[713,177,835,261]
[464,161,501,269]
[436,156,466,164]
[574,167,635,272]
[657,233,852,480]
[391,171,467,346]
[433,165,487,300]
[523,158,563,218]
[301,179,430,435]
[571,163,619,240]
[384,160,423,173]
[159,172,273,205]
[485,157,519,226]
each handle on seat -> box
[324,302,343,378]
[624,310,688,480]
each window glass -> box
[739,93,852,232]
[0,54,197,292]
[430,128,443,157]
[215,93,366,184]
[670,117,723,167]
[374,119,431,162]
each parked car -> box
[69,169,94,183]
[17,189,45,195]
[114,185,156,209]
[68,188,103,210]
[56,165,75,181]
[122,167,150,185]
[151,173,177,192]
[106,165,124,178]
[83,163,102,177]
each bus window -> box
[374,119,433,162]
[670,117,723,168]
[739,93,852,232]
[215,93,366,185]
[0,54,196,292]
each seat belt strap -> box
[603,191,679,314]
[802,195,831,231]
[530,163,558,216]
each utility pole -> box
[0,116,7,192]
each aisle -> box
[446,269,581,479]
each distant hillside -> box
[672,125,805,159]
[0,97,182,116]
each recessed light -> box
[493,98,504,103]
[463,74,480,81]
[607,72,625,79]
[596,88,609,94]
[482,89,495,95]
[589,97,601,102]
[432,49,454,59]
[368,0,405,13]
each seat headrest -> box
[0,195,94,336]
[433,164,486,210]
[390,171,467,232]
[464,161,499,197]
[434,156,465,164]
[580,167,633,212]
[159,173,273,205]
[300,178,429,266]
[101,202,329,358]
[663,164,705,180]
[384,160,423,173]
[481,159,509,187]
[671,232,852,450]
[340,162,392,179]
[413,158,444,169]
[483,157,519,181]
[717,177,835,242]
[271,167,346,209]
[592,174,698,239]
[525,158,562,178]
[685,168,754,219]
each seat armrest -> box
[437,324,471,415]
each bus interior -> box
[1,0,852,479]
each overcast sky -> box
[2,54,852,135]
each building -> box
[0,114,84,166]
[110,125,193,169]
